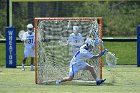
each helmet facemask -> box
[27,24,33,34]
[85,38,95,48]
[28,28,33,34]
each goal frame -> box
[34,17,103,84]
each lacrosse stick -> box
[101,42,118,70]
[101,41,119,84]
[18,30,26,41]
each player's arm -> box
[91,54,102,59]
[91,49,108,59]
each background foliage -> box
[0,1,138,66]
[0,1,140,38]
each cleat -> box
[30,65,34,71]
[22,68,25,71]
[22,64,25,71]
[96,79,106,85]
[55,80,61,85]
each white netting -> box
[35,18,102,84]
[18,30,25,40]
[105,52,117,67]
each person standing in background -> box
[67,26,84,57]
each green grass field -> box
[0,65,140,93]
[0,41,139,93]
[0,41,137,66]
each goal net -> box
[34,17,102,84]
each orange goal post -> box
[34,17,103,84]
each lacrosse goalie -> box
[20,24,35,71]
[56,38,108,85]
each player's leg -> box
[60,64,76,82]
[30,57,34,71]
[85,65,97,80]
[85,65,106,85]
[22,57,27,71]
[61,76,73,82]
[56,75,74,85]
[56,76,73,85]
[77,62,98,81]
[22,47,29,71]
[30,48,35,71]
[56,64,76,84]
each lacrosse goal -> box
[34,17,103,84]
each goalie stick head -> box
[105,52,117,67]
[18,30,25,40]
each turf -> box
[0,41,137,66]
[103,42,137,65]
[0,65,140,93]
[0,43,31,66]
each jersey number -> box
[28,39,33,44]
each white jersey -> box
[68,33,84,47]
[70,44,94,65]
[22,32,35,49]
[68,33,84,56]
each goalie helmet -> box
[89,29,98,39]
[95,37,101,45]
[73,26,79,35]
[27,24,33,34]
[85,38,95,47]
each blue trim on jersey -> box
[74,47,89,57]
[75,51,80,57]
[84,47,89,50]
[71,65,74,77]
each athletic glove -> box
[101,49,108,56]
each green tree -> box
[73,1,139,37]
[0,0,6,38]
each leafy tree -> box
[0,0,6,38]
[73,1,139,37]
[0,1,139,38]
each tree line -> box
[0,1,139,38]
